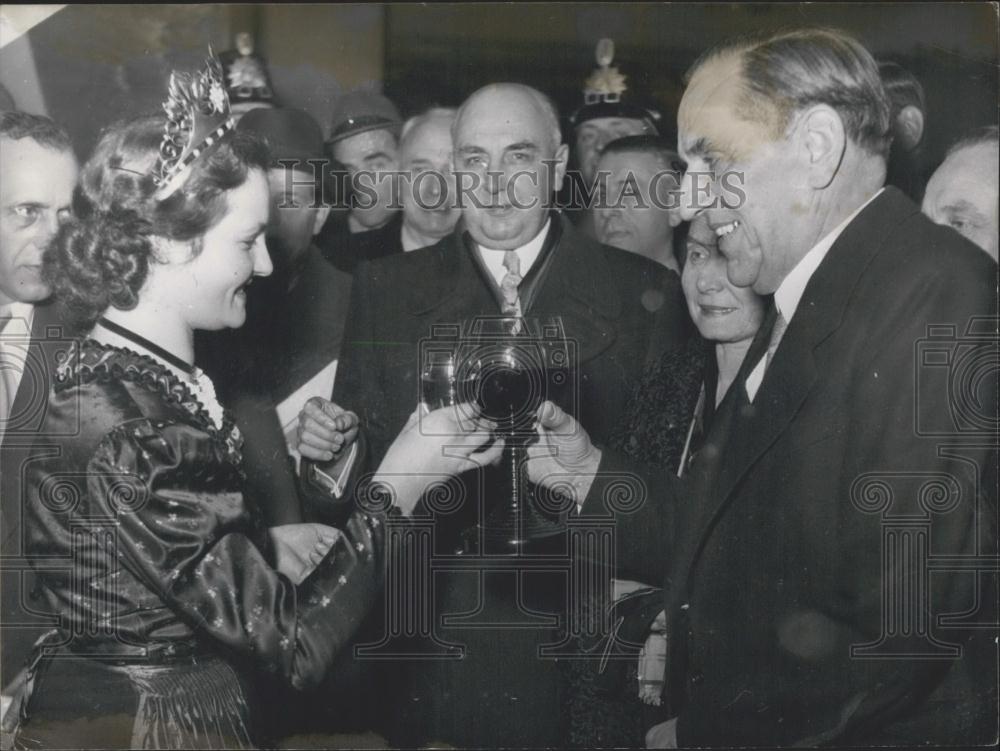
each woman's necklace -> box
[97,316,194,376]
[95,317,225,429]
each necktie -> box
[500,250,523,318]
[764,309,789,372]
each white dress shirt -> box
[746,189,884,402]
[476,218,551,286]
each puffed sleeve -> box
[86,417,386,691]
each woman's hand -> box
[296,398,360,461]
[373,403,505,516]
[268,523,341,585]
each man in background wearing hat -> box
[219,31,277,121]
[317,90,405,272]
[567,40,662,238]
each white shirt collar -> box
[476,218,551,286]
[774,188,883,323]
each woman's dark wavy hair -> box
[44,115,269,332]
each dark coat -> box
[584,187,999,746]
[330,212,690,746]
[317,212,404,274]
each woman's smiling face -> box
[682,213,766,344]
[172,169,272,331]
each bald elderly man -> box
[298,83,689,747]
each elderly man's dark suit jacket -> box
[331,211,688,746]
[1,302,71,690]
[584,187,999,746]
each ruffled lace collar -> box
[55,339,242,463]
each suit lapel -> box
[663,310,772,605]
[529,215,621,363]
[518,215,562,313]
[404,231,480,319]
[680,188,917,581]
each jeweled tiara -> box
[152,52,236,199]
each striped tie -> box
[500,250,523,318]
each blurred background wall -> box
[0,4,385,157]
[384,2,998,182]
[2,3,997,177]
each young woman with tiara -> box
[8,57,502,749]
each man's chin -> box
[349,210,396,233]
[416,212,459,238]
[470,213,550,250]
[469,226,525,251]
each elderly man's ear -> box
[895,105,925,152]
[311,205,332,237]
[798,104,847,190]
[668,204,684,228]
[664,177,684,228]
